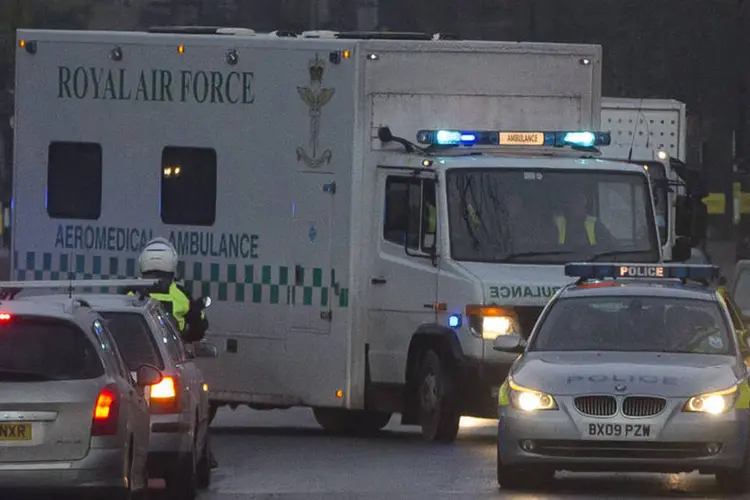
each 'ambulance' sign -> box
[498,132,544,146]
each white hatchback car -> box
[16,290,217,500]
[0,293,162,499]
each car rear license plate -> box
[587,422,650,439]
[0,423,32,441]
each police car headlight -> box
[684,385,739,415]
[508,379,557,412]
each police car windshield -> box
[529,296,733,355]
[446,169,659,264]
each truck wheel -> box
[417,349,460,443]
[312,407,350,433]
[313,408,391,435]
[350,411,392,435]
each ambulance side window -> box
[160,146,217,226]
[46,141,102,220]
[383,176,435,252]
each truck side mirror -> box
[675,195,692,236]
[674,194,707,245]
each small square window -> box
[160,146,217,226]
[46,141,102,220]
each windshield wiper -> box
[499,250,575,263]
[0,368,54,381]
[587,249,653,262]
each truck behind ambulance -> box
[12,28,688,442]
[599,97,707,260]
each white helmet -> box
[138,237,178,276]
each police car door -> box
[368,168,440,384]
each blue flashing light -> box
[416,129,611,148]
[448,314,461,328]
[564,263,720,282]
[563,132,596,147]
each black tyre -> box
[312,407,350,433]
[497,450,553,490]
[196,433,212,489]
[417,349,461,443]
[166,450,197,500]
[312,407,392,435]
[715,442,750,494]
[208,403,219,425]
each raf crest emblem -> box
[296,54,335,169]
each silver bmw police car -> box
[494,263,750,493]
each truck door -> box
[288,171,334,335]
[368,168,439,384]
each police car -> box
[493,263,750,493]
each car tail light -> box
[0,313,12,321]
[149,376,181,414]
[92,384,120,436]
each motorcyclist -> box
[124,237,217,469]
[130,237,208,342]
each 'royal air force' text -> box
[57,66,255,104]
[54,225,259,259]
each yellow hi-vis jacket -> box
[554,215,598,245]
[426,203,436,233]
[129,282,191,331]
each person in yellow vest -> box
[554,191,616,248]
[425,199,436,234]
[129,237,209,342]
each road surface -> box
[194,406,743,500]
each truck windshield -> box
[643,162,668,246]
[446,168,659,264]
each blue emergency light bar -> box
[415,130,612,148]
[564,263,720,282]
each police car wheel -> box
[496,459,551,490]
[715,445,750,494]
[417,349,461,443]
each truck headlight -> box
[466,305,519,340]
[508,379,557,412]
[684,385,738,415]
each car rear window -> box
[0,316,104,381]
[99,312,164,370]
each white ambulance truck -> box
[12,28,680,442]
[599,97,706,259]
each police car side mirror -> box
[135,364,163,387]
[492,334,524,352]
[193,341,219,358]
